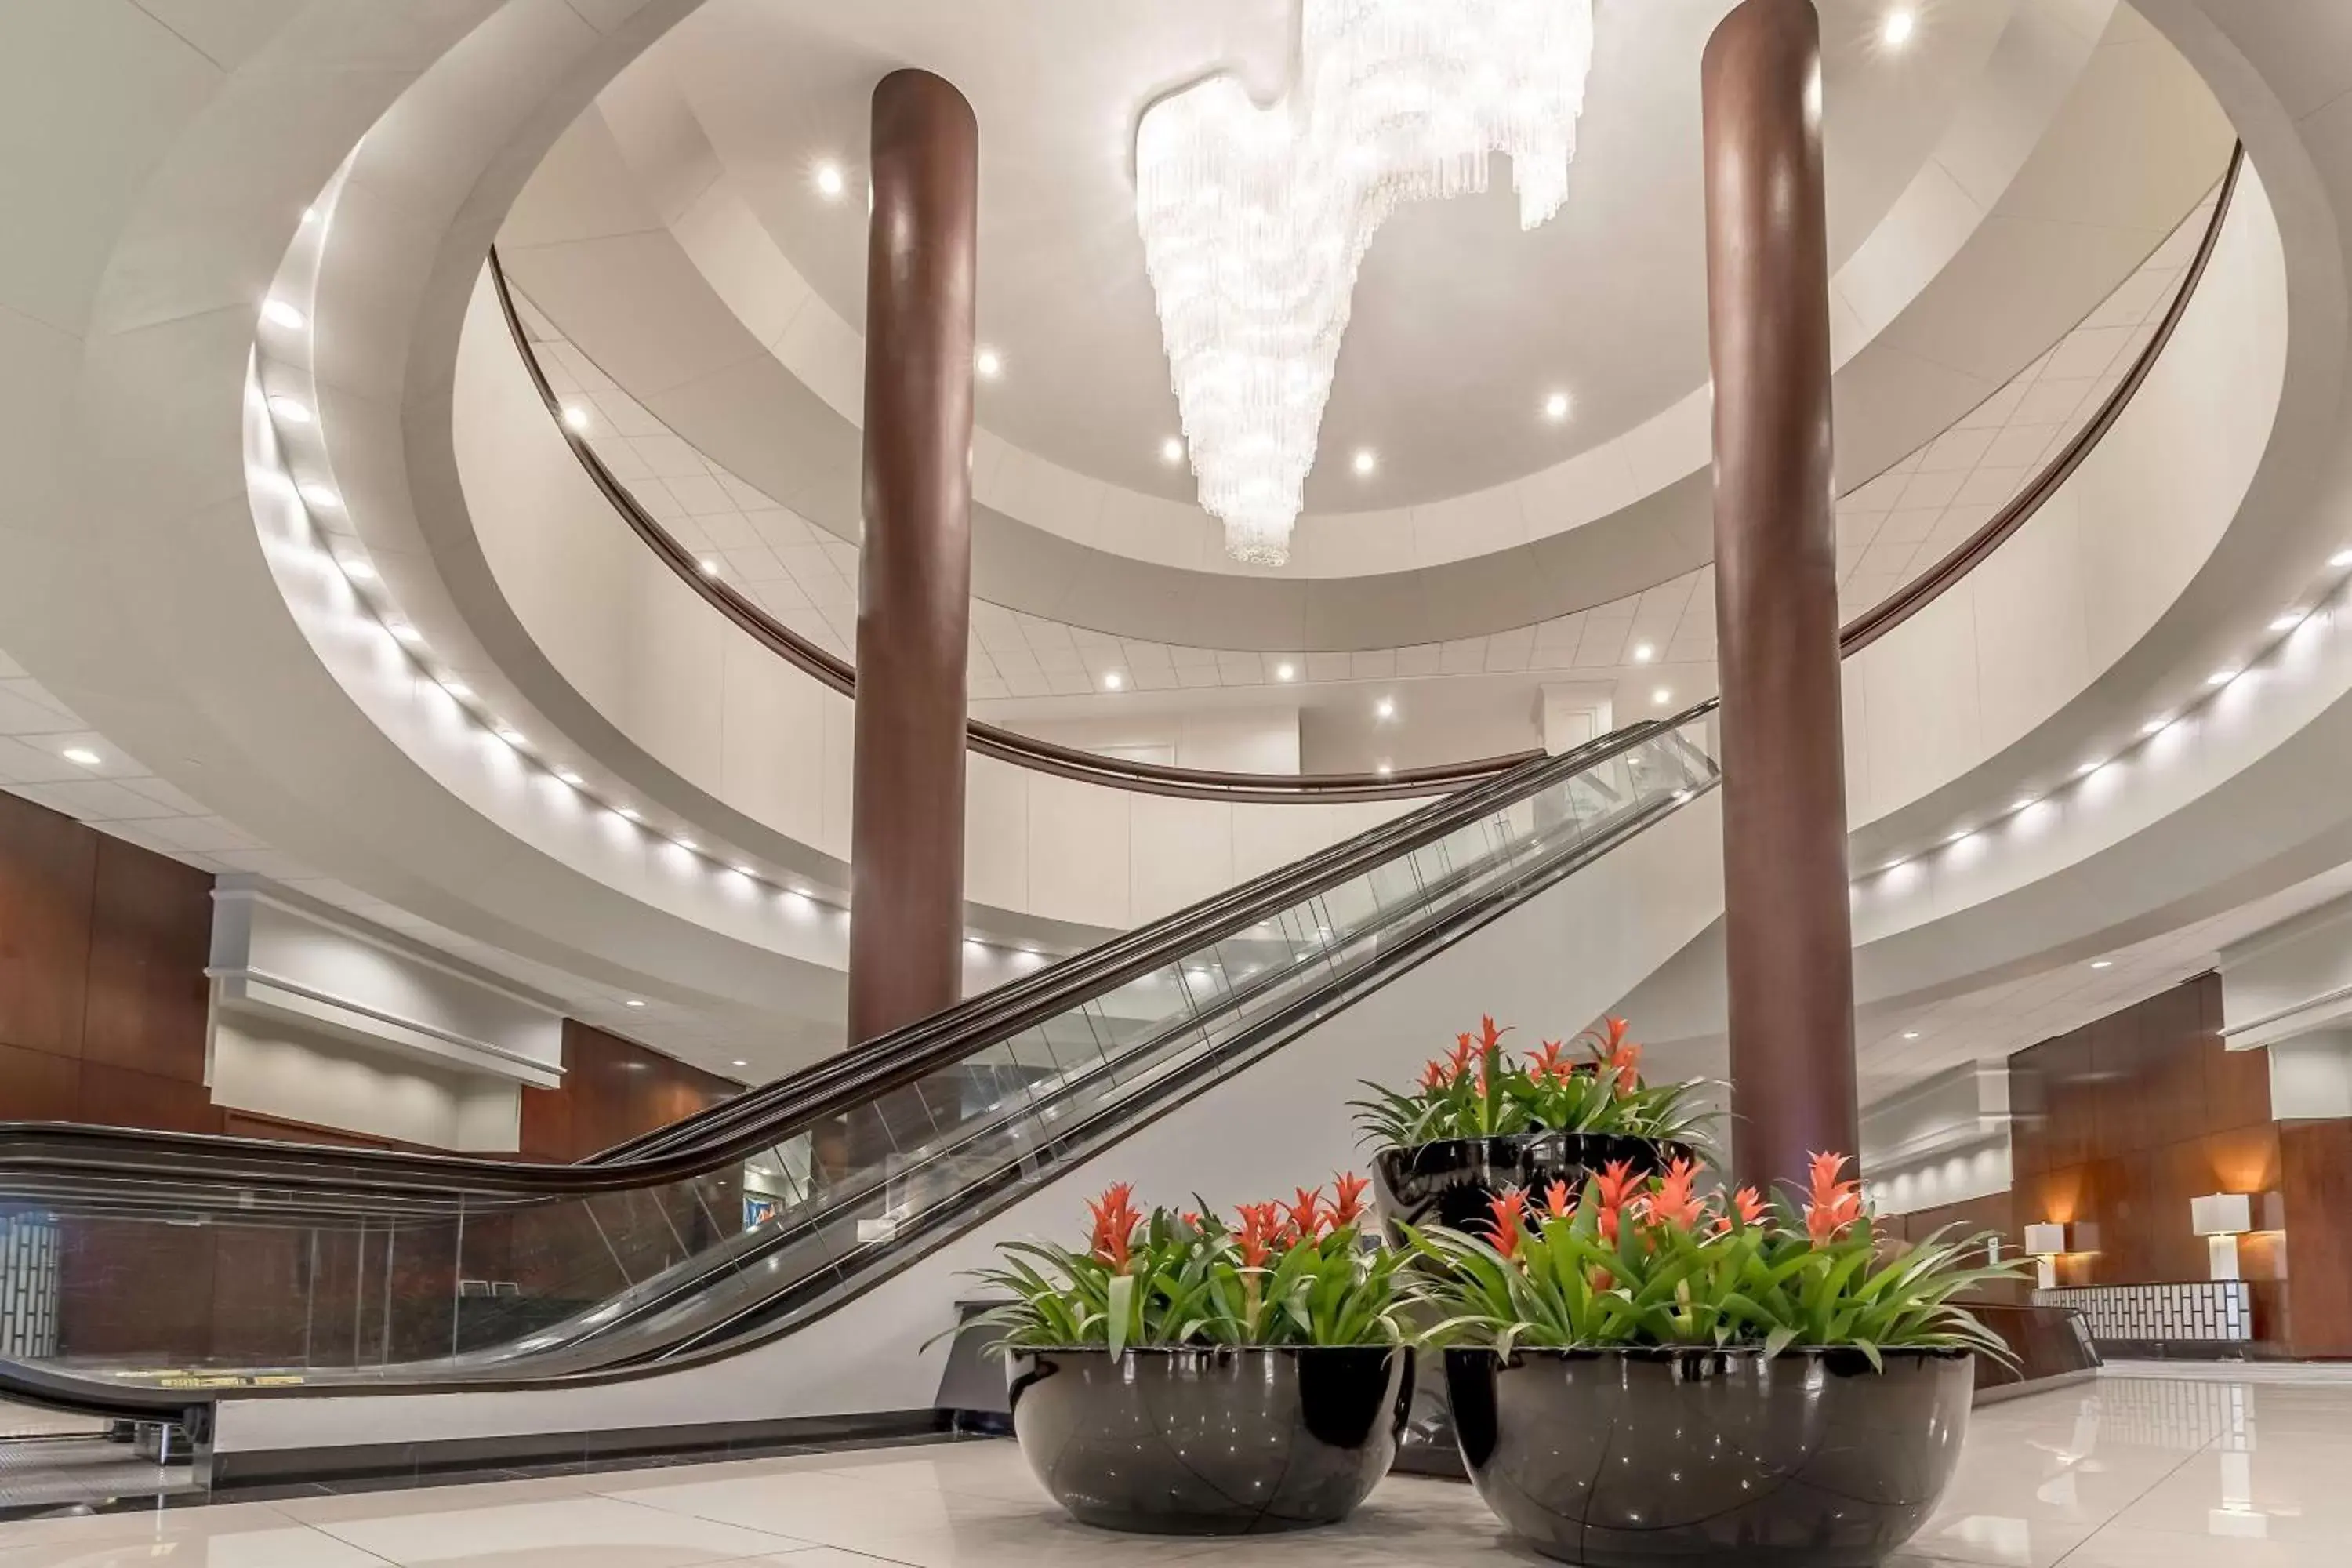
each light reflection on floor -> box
[0,1364,2344,1565]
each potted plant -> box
[1417,1153,2020,1567]
[1354,1015,1713,1242]
[967,1175,1415,1535]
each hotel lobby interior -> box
[2,0,2352,1563]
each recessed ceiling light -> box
[267,396,311,425]
[2270,612,2303,631]
[1352,448,1377,476]
[2075,759,2105,778]
[556,769,584,786]
[561,405,590,432]
[732,865,756,877]
[298,483,339,509]
[299,205,319,225]
[700,557,721,575]
[261,299,305,330]
[1947,829,1973,846]
[2090,959,2113,970]
[2333,549,2352,568]
[625,998,645,1007]
[495,728,525,747]
[616,805,641,821]
[2141,717,2171,737]
[732,1059,749,1069]
[673,837,699,851]
[2012,797,2038,812]
[1542,390,1572,422]
[1902,1031,1920,1040]
[62,746,101,767]
[1276,661,1298,681]
[1653,688,1673,705]
[1102,671,1124,691]
[975,347,1004,379]
[1632,643,1656,664]
[1881,9,1916,49]
[337,556,376,581]
[440,678,472,699]
[1160,437,1184,464]
[391,623,422,644]
[2207,669,2239,687]
[812,160,847,200]
[1374,696,1396,720]
[1376,761,1394,776]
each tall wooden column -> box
[847,69,978,1046]
[1700,0,1860,1190]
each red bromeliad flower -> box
[1420,1058,1453,1093]
[1234,1201,1283,1268]
[1330,1171,1370,1230]
[1288,1185,1328,1238]
[1528,1039,1574,1083]
[1804,1151,1866,1244]
[1485,1186,1529,1260]
[1541,1178,1575,1221]
[1711,1185,1770,1235]
[1584,1016,1643,1094]
[1591,1158,1641,1244]
[1646,1156,1708,1230]
[1475,1014,1512,1061]
[1445,1032,1480,1080]
[1087,1182,1141,1272]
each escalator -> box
[0,706,1718,1461]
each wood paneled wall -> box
[519,1019,743,1161]
[0,791,216,1130]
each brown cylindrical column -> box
[848,69,978,1046]
[1700,0,1860,1192]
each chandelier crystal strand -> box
[1137,0,1594,566]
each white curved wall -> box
[456,274,1410,934]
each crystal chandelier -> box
[1136,0,1595,566]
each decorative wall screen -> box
[2034,1281,2252,1345]
[0,1215,60,1359]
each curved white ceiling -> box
[501,0,2231,648]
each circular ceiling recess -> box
[635,0,2020,510]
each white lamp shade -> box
[2023,1222,2067,1256]
[2191,1192,2252,1236]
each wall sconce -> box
[2191,1192,2252,1282]
[2023,1222,2067,1290]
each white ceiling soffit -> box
[0,0,885,1069]
[497,0,2227,648]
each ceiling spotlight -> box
[440,678,472,699]
[495,728,525,747]
[1376,761,1394,776]
[1632,643,1656,664]
[561,405,590,432]
[337,556,376,582]
[700,557,721,575]
[298,483,339,509]
[1352,448,1378,477]
[1542,390,1572,422]
[1653,688,1673,705]
[62,747,102,767]
[1276,662,1297,681]
[2333,549,2352,568]
[261,299,306,330]
[812,160,847,200]
[391,623,423,644]
[1160,437,1185,464]
[267,396,311,425]
[1902,1031,1920,1040]
[556,769,584,787]
[1102,671,1125,691]
[1881,9,1916,49]
[673,837,699,851]
[975,347,1004,379]
[2074,759,2105,778]
[2141,717,2171,737]
[2272,612,2306,632]
[625,998,645,1007]
[1947,829,1973,846]
[2012,797,2038,812]
[732,1059,749,1069]
[615,806,641,822]
[2090,960,2113,971]
[2207,669,2239,688]
[1374,696,1396,720]
[732,865,756,877]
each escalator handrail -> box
[0,706,1712,1200]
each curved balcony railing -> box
[486,145,2239,800]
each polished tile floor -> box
[0,1366,2343,1565]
